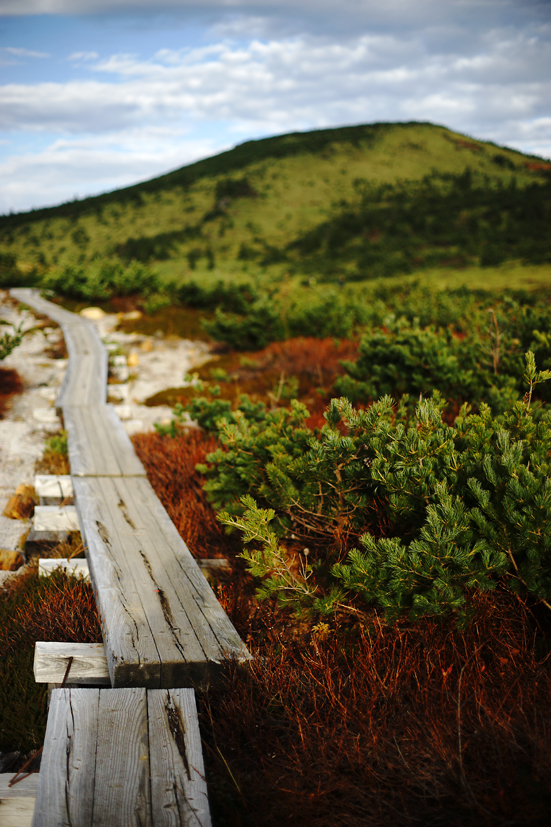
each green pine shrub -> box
[41,256,160,301]
[176,352,551,622]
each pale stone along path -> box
[0,291,66,582]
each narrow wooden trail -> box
[9,288,250,826]
[12,287,250,688]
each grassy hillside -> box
[1,121,550,291]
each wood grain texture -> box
[34,642,110,685]
[93,688,150,827]
[73,476,163,687]
[63,405,146,478]
[0,798,35,827]
[0,774,39,798]
[148,689,212,827]
[73,476,250,688]
[32,689,211,827]
[32,688,100,827]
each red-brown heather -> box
[201,588,551,826]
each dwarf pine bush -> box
[180,352,551,622]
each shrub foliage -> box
[169,351,551,622]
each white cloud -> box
[1,46,50,58]
[1,30,548,136]
[67,51,99,61]
[0,129,221,213]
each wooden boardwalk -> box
[12,288,250,687]
[32,687,211,827]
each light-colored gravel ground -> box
[0,294,212,568]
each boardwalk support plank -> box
[34,642,110,685]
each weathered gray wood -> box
[33,688,209,827]
[93,688,150,826]
[33,505,79,532]
[73,476,249,687]
[10,288,108,407]
[73,477,164,687]
[34,642,110,685]
[117,477,249,666]
[0,775,39,798]
[32,688,100,827]
[63,404,146,477]
[38,557,90,579]
[34,475,73,498]
[148,689,211,827]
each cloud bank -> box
[0,0,549,212]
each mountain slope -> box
[1,121,549,287]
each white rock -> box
[33,408,59,424]
[80,307,105,320]
[114,404,133,421]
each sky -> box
[0,1,550,215]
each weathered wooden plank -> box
[33,505,79,532]
[117,477,250,670]
[0,772,38,827]
[63,405,121,477]
[63,404,146,477]
[0,775,39,798]
[38,557,90,580]
[34,475,73,498]
[73,476,163,687]
[97,403,147,476]
[10,288,108,407]
[0,797,35,827]
[93,688,150,826]
[148,689,211,827]
[100,477,218,688]
[34,642,110,685]
[32,688,100,827]
[76,476,212,688]
[32,689,211,827]
[32,688,151,827]
[75,475,250,687]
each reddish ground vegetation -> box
[0,367,24,417]
[132,430,241,560]
[200,589,551,827]
[0,562,101,754]
[0,565,101,656]
[145,336,359,416]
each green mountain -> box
[1,121,550,289]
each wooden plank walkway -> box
[12,288,250,687]
[32,688,211,827]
